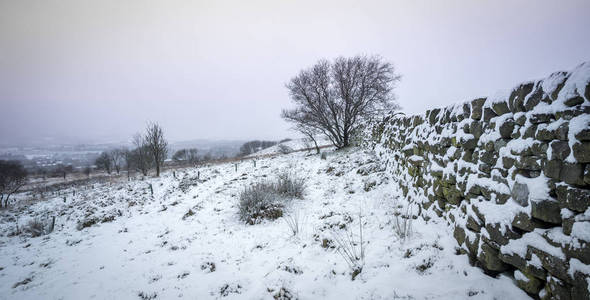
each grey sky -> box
[1,0,589,145]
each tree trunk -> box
[312,138,320,154]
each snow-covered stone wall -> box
[367,62,590,299]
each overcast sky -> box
[1,0,589,145]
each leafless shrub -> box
[393,201,416,243]
[239,173,306,225]
[331,212,365,280]
[283,211,305,237]
[238,183,283,225]
[20,218,49,237]
[275,172,305,199]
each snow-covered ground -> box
[250,137,332,157]
[0,148,529,299]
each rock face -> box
[366,61,590,299]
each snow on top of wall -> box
[501,229,565,260]
[557,61,590,103]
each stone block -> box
[514,156,542,171]
[556,185,590,212]
[463,103,471,119]
[531,199,562,224]
[499,119,515,139]
[529,246,570,283]
[559,162,584,186]
[453,226,466,245]
[470,98,486,120]
[466,215,482,232]
[478,242,510,272]
[492,100,510,116]
[530,113,552,124]
[572,142,590,163]
[511,182,529,207]
[484,222,522,246]
[515,269,544,294]
[543,160,562,179]
[512,212,544,232]
[509,83,534,113]
[543,276,572,300]
[483,107,497,122]
[550,141,571,160]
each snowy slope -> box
[251,137,332,157]
[0,149,529,299]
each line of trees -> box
[239,140,277,157]
[94,122,168,178]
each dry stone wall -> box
[367,62,590,299]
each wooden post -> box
[50,216,55,233]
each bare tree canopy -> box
[110,148,126,174]
[95,152,113,174]
[145,122,168,177]
[131,133,153,176]
[282,55,401,149]
[0,160,28,208]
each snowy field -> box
[0,148,529,299]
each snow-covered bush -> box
[238,183,284,225]
[20,218,51,237]
[276,172,305,199]
[239,173,306,225]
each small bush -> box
[275,172,305,199]
[239,173,306,225]
[21,218,49,237]
[238,183,284,225]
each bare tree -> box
[132,133,152,176]
[0,160,28,208]
[83,166,91,178]
[122,148,134,180]
[144,122,168,177]
[110,148,125,174]
[296,121,321,154]
[95,152,112,174]
[283,55,400,149]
